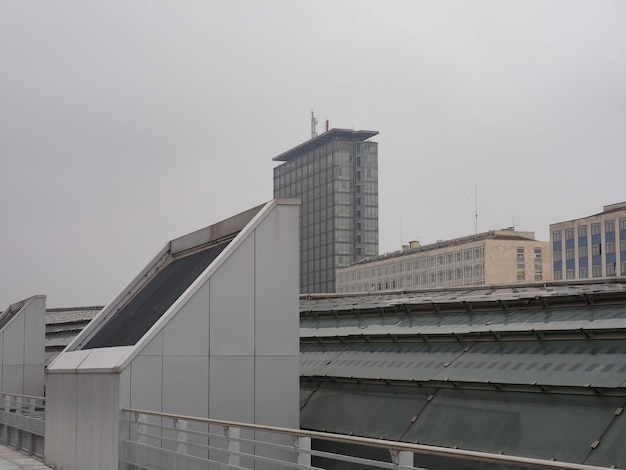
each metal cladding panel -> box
[162,281,210,357]
[209,356,254,422]
[254,203,299,356]
[255,355,300,429]
[23,365,44,396]
[44,374,78,470]
[162,356,209,417]
[75,374,120,470]
[2,313,24,365]
[139,330,163,356]
[302,343,466,381]
[1,365,23,394]
[432,340,626,387]
[83,241,229,349]
[23,296,45,365]
[209,235,255,356]
[76,346,133,372]
[129,355,163,411]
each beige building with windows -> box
[336,228,551,293]
[550,202,626,281]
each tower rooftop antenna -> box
[310,110,318,139]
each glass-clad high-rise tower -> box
[273,128,379,293]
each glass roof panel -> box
[83,242,229,349]
[583,399,626,469]
[300,382,435,441]
[431,339,626,388]
[301,342,467,381]
[402,388,623,463]
[301,305,626,338]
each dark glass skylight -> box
[83,242,229,349]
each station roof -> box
[272,128,378,162]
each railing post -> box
[1,395,8,444]
[15,396,22,451]
[225,426,240,468]
[175,418,188,469]
[398,450,414,468]
[296,436,311,469]
[27,398,35,456]
[390,449,415,468]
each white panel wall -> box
[210,235,255,356]
[254,203,300,357]
[45,200,300,469]
[74,374,120,469]
[163,281,210,357]
[44,373,78,469]
[0,295,45,395]
[209,355,255,422]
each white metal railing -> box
[121,408,616,470]
[0,392,45,459]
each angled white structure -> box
[45,199,300,470]
[0,295,45,396]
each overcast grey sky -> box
[1,1,624,307]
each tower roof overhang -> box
[272,128,379,162]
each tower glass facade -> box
[273,129,379,293]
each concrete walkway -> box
[0,446,51,469]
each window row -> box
[339,264,487,292]
[553,218,626,243]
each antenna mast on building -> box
[311,110,318,139]
[474,183,478,234]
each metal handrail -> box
[122,407,616,470]
[0,393,45,403]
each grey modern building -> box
[273,128,379,294]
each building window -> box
[607,263,616,276]
[620,218,626,231]
[552,230,562,242]
[579,246,587,258]
[622,261,626,276]
[566,248,574,260]
[517,247,525,280]
[606,219,615,233]
[565,228,574,240]
[592,265,602,278]
[554,271,563,280]
[591,223,601,236]
[578,226,587,238]
[534,247,542,260]
[566,269,575,279]
[579,266,588,278]
[606,242,615,254]
[554,250,562,262]
[621,240,626,252]
[592,244,602,256]
[534,267,542,281]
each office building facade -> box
[336,229,551,293]
[550,202,626,280]
[273,129,379,293]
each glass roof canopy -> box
[300,283,626,469]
